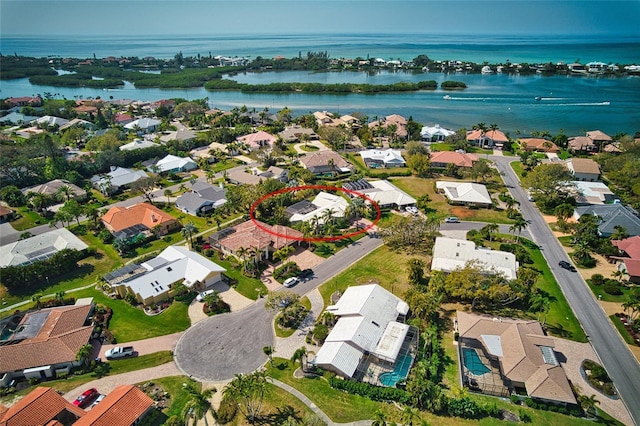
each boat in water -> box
[481,65,493,74]
[534,96,542,101]
[443,95,451,100]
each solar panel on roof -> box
[540,346,558,365]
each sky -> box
[1,0,639,38]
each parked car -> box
[444,216,460,223]
[105,346,135,359]
[405,206,419,214]
[73,388,100,408]
[90,394,105,409]
[558,260,577,272]
[196,289,215,302]
[283,277,299,288]
[298,269,313,279]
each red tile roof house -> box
[612,236,640,284]
[74,384,154,426]
[368,114,409,139]
[209,220,302,262]
[0,386,86,426]
[101,203,180,239]
[236,130,277,151]
[519,138,560,153]
[0,304,94,387]
[429,151,479,168]
[5,96,43,107]
[466,129,509,149]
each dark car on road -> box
[558,260,577,272]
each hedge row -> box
[328,376,410,404]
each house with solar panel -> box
[312,284,418,388]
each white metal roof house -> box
[436,181,493,207]
[431,237,518,280]
[119,139,160,151]
[359,149,406,168]
[342,179,416,209]
[153,154,198,173]
[288,192,349,224]
[90,166,149,195]
[104,246,226,306]
[313,284,415,385]
[420,124,455,142]
[124,118,161,133]
[0,228,88,267]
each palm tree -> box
[509,215,528,242]
[611,269,626,283]
[484,222,499,243]
[76,343,93,367]
[57,184,74,202]
[322,207,336,227]
[578,394,600,418]
[224,371,269,424]
[263,345,274,367]
[181,221,198,248]
[237,246,249,272]
[400,405,419,426]
[31,293,43,309]
[371,409,388,426]
[290,346,308,371]
[55,290,66,302]
[182,380,216,426]
[164,188,173,205]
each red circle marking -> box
[249,185,381,242]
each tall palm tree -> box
[164,188,173,205]
[181,222,198,248]
[322,207,336,227]
[484,222,499,243]
[224,371,269,424]
[290,346,308,371]
[509,215,528,242]
[57,184,74,202]
[236,246,249,272]
[578,394,600,418]
[182,380,216,426]
[76,343,93,367]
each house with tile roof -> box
[0,205,13,223]
[436,181,493,207]
[566,158,601,182]
[520,138,560,153]
[359,149,406,168]
[431,237,518,280]
[103,246,225,305]
[101,202,180,239]
[573,204,640,237]
[466,129,509,149]
[175,181,227,216]
[430,151,479,168]
[0,386,86,426]
[457,311,577,405]
[299,151,353,176]
[90,166,149,195]
[209,220,302,262]
[368,115,408,139]
[313,284,415,385]
[0,228,88,267]
[0,303,94,386]
[74,385,154,426]
[4,96,43,107]
[278,125,319,143]
[236,130,277,150]
[21,179,87,202]
[612,236,640,284]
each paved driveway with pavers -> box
[174,299,274,381]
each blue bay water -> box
[1,33,639,135]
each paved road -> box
[492,155,640,425]
[174,235,383,382]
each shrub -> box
[603,280,623,295]
[590,273,605,286]
[510,394,520,404]
[312,323,329,343]
[216,393,238,424]
[328,376,410,403]
[273,261,301,281]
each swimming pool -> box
[462,347,491,376]
[379,353,413,387]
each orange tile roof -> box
[101,203,177,233]
[466,129,508,142]
[612,236,640,259]
[0,387,85,426]
[520,138,560,153]
[74,385,153,426]
[0,305,94,372]
[218,220,302,252]
[429,151,479,168]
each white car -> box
[90,394,105,409]
[444,216,460,223]
[196,289,215,302]
[283,277,299,288]
[405,206,419,214]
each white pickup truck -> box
[104,346,134,359]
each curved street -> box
[491,155,640,425]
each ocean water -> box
[1,33,639,135]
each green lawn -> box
[207,256,267,300]
[299,144,319,152]
[430,143,494,156]
[10,207,46,230]
[389,176,514,224]
[609,315,636,345]
[311,233,365,258]
[510,161,525,179]
[70,287,191,342]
